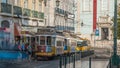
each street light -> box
[56,0,60,7]
[64,11,68,31]
[111,0,120,66]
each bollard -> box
[89,57,91,68]
[79,51,81,60]
[73,54,75,68]
[64,55,67,68]
[63,55,65,66]
[68,54,70,67]
[109,59,111,68]
[59,55,62,68]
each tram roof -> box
[21,34,33,37]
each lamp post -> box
[64,12,68,31]
[111,0,119,66]
[56,1,62,68]
[54,0,60,30]
[56,0,60,7]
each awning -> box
[14,23,21,36]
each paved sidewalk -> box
[0,58,109,68]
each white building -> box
[79,0,114,34]
[78,0,115,48]
[44,0,75,33]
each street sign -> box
[95,29,99,36]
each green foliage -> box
[112,11,120,39]
[117,17,120,39]
[117,11,120,39]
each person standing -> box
[27,43,32,61]
[21,42,25,51]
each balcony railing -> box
[38,12,44,19]
[0,3,44,19]
[23,8,31,17]
[55,8,65,15]
[1,3,12,14]
[13,6,22,15]
[55,8,73,16]
[32,10,38,18]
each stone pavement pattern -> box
[0,58,109,68]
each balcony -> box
[1,3,12,14]
[23,8,31,17]
[55,8,65,15]
[38,12,44,19]
[32,10,38,18]
[13,6,22,15]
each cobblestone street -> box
[0,57,109,68]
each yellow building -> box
[0,0,45,50]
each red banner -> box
[93,0,97,31]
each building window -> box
[14,0,20,6]
[24,0,28,8]
[2,0,7,3]
[32,0,36,10]
[101,28,109,40]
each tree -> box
[112,10,120,39]
[117,11,120,39]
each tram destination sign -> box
[37,28,55,34]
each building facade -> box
[0,0,77,50]
[74,0,81,34]
[44,0,75,33]
[0,0,45,50]
[92,15,113,48]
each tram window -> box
[64,39,67,46]
[40,36,45,45]
[57,41,62,46]
[82,41,88,46]
[26,37,30,43]
[77,41,82,46]
[36,36,39,43]
[71,42,76,46]
[47,36,51,46]
[31,37,35,42]
[52,37,55,46]
[71,40,76,46]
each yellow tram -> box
[34,28,91,59]
[76,38,91,51]
[35,34,65,58]
[34,28,71,59]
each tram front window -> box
[77,41,82,46]
[40,36,45,46]
[64,39,67,46]
[82,41,88,46]
[36,36,39,44]
[57,41,62,46]
[47,36,51,46]
[77,41,88,46]
[51,37,55,46]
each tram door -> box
[26,36,32,45]
[46,36,52,52]
[56,37,64,55]
[63,39,68,50]
[70,39,77,53]
[36,36,45,52]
